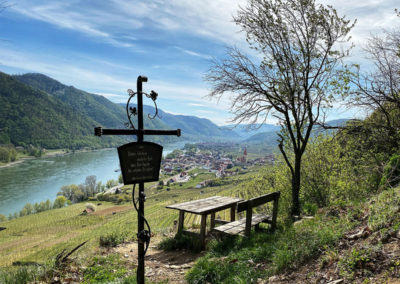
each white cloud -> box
[174,47,212,60]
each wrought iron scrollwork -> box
[125,88,160,129]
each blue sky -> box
[0,0,398,125]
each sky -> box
[0,0,399,126]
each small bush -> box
[0,262,54,284]
[99,231,130,247]
[158,232,202,253]
[85,203,96,212]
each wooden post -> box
[230,206,236,222]
[178,211,184,233]
[271,193,280,231]
[245,201,253,237]
[200,214,207,247]
[210,212,216,229]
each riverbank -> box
[0,148,109,169]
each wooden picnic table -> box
[166,196,243,247]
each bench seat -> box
[213,213,271,235]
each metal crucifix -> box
[94,75,180,284]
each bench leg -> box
[210,212,215,229]
[230,206,236,222]
[178,211,184,233]
[200,214,207,248]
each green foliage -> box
[0,145,17,163]
[0,262,54,284]
[338,246,381,279]
[158,232,202,253]
[368,186,400,231]
[106,179,118,189]
[53,196,67,209]
[0,72,128,149]
[99,231,131,247]
[58,176,105,203]
[187,213,355,283]
[0,214,7,222]
[380,153,400,189]
[83,254,128,283]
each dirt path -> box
[112,236,204,283]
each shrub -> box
[158,232,202,253]
[85,203,96,212]
[0,214,6,222]
[53,196,67,209]
[380,153,400,189]
[99,231,130,247]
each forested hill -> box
[1,71,241,149]
[8,72,179,147]
[14,73,134,129]
[0,72,128,148]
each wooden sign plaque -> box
[118,141,163,184]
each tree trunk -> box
[291,154,302,217]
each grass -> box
[186,208,361,283]
[0,166,257,267]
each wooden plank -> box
[166,196,242,214]
[214,219,230,225]
[237,191,280,212]
[213,214,271,235]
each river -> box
[0,141,187,216]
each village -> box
[160,143,275,188]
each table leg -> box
[178,211,184,233]
[200,214,207,247]
[230,206,236,222]
[210,212,216,229]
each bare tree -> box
[206,0,355,216]
[350,26,400,135]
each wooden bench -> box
[213,191,280,237]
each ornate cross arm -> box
[94,127,181,137]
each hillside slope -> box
[0,72,126,148]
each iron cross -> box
[94,75,180,284]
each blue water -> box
[0,141,186,216]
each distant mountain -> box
[13,73,127,129]
[12,73,177,145]
[0,72,126,148]
[222,123,281,140]
[124,104,240,141]
[243,119,350,146]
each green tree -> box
[0,214,6,222]
[53,195,67,209]
[23,203,33,215]
[206,0,355,216]
[0,147,10,163]
[106,179,118,189]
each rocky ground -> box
[268,212,400,284]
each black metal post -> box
[93,75,181,284]
[137,75,147,284]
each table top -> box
[166,196,243,215]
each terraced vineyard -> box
[0,166,266,266]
